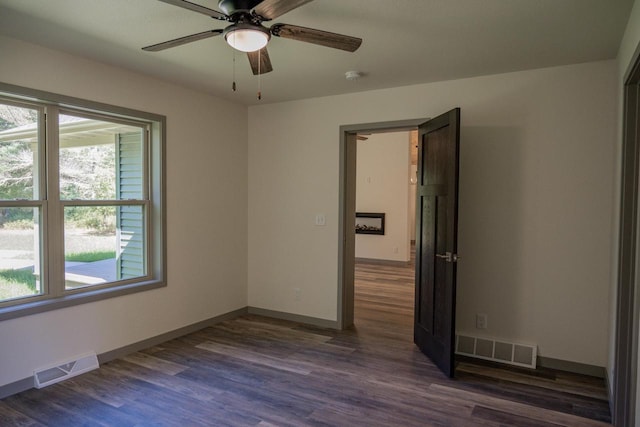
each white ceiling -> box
[0,0,634,105]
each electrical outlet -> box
[393,247,399,254]
[476,314,488,329]
[315,214,326,226]
[294,287,301,301]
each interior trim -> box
[0,306,338,399]
[247,307,339,329]
[537,356,606,378]
[338,118,428,330]
[0,305,610,400]
[612,41,640,426]
[0,307,248,399]
[355,257,411,267]
[0,377,34,400]
[0,81,168,322]
[97,307,249,363]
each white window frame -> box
[0,83,166,321]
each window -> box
[0,84,165,320]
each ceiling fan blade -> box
[142,29,223,52]
[253,0,314,20]
[157,0,228,20]
[247,48,274,75]
[271,24,362,52]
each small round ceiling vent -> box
[345,71,363,81]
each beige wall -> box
[248,60,617,365]
[355,131,411,262]
[0,36,248,387]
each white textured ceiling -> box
[0,0,634,105]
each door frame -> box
[337,118,427,329]
[613,45,640,426]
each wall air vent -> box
[33,352,99,389]
[455,335,537,369]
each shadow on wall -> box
[456,125,526,338]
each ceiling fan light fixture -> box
[225,25,270,52]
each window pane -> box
[59,114,144,201]
[64,205,145,289]
[0,103,39,200]
[0,207,42,302]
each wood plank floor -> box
[0,258,611,426]
[353,258,611,425]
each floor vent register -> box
[34,352,99,388]
[455,335,537,369]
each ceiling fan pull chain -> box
[257,48,262,100]
[232,42,237,92]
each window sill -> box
[0,279,166,322]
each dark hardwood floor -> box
[354,258,611,426]
[0,257,611,426]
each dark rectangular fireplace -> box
[355,212,385,235]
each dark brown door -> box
[414,108,460,378]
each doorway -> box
[351,129,417,337]
[339,110,461,379]
[337,119,426,330]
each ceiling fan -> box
[143,0,363,75]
